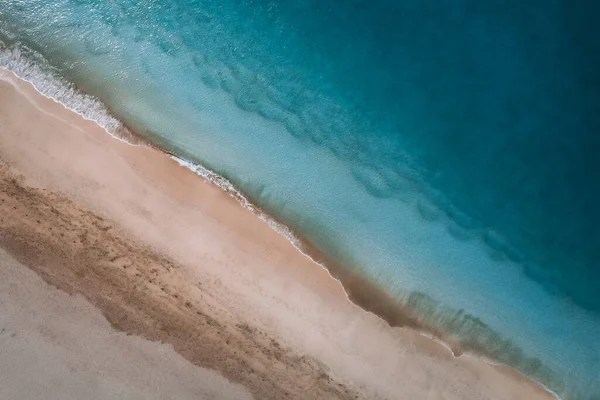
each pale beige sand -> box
[0,247,252,400]
[0,68,555,400]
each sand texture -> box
[0,247,252,400]
[0,68,555,400]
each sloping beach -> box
[0,69,558,399]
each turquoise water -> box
[1,0,599,398]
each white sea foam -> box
[169,156,302,246]
[0,44,136,145]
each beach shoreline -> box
[0,67,557,399]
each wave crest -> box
[0,41,139,145]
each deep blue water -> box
[1,0,599,398]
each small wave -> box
[0,42,138,146]
[169,156,302,248]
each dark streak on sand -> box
[0,163,361,400]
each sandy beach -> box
[0,68,555,399]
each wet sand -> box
[0,68,555,400]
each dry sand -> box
[0,247,252,400]
[0,68,555,400]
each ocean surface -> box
[1,0,599,398]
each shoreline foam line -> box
[0,63,562,400]
[0,46,140,146]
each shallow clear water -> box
[1,0,599,398]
